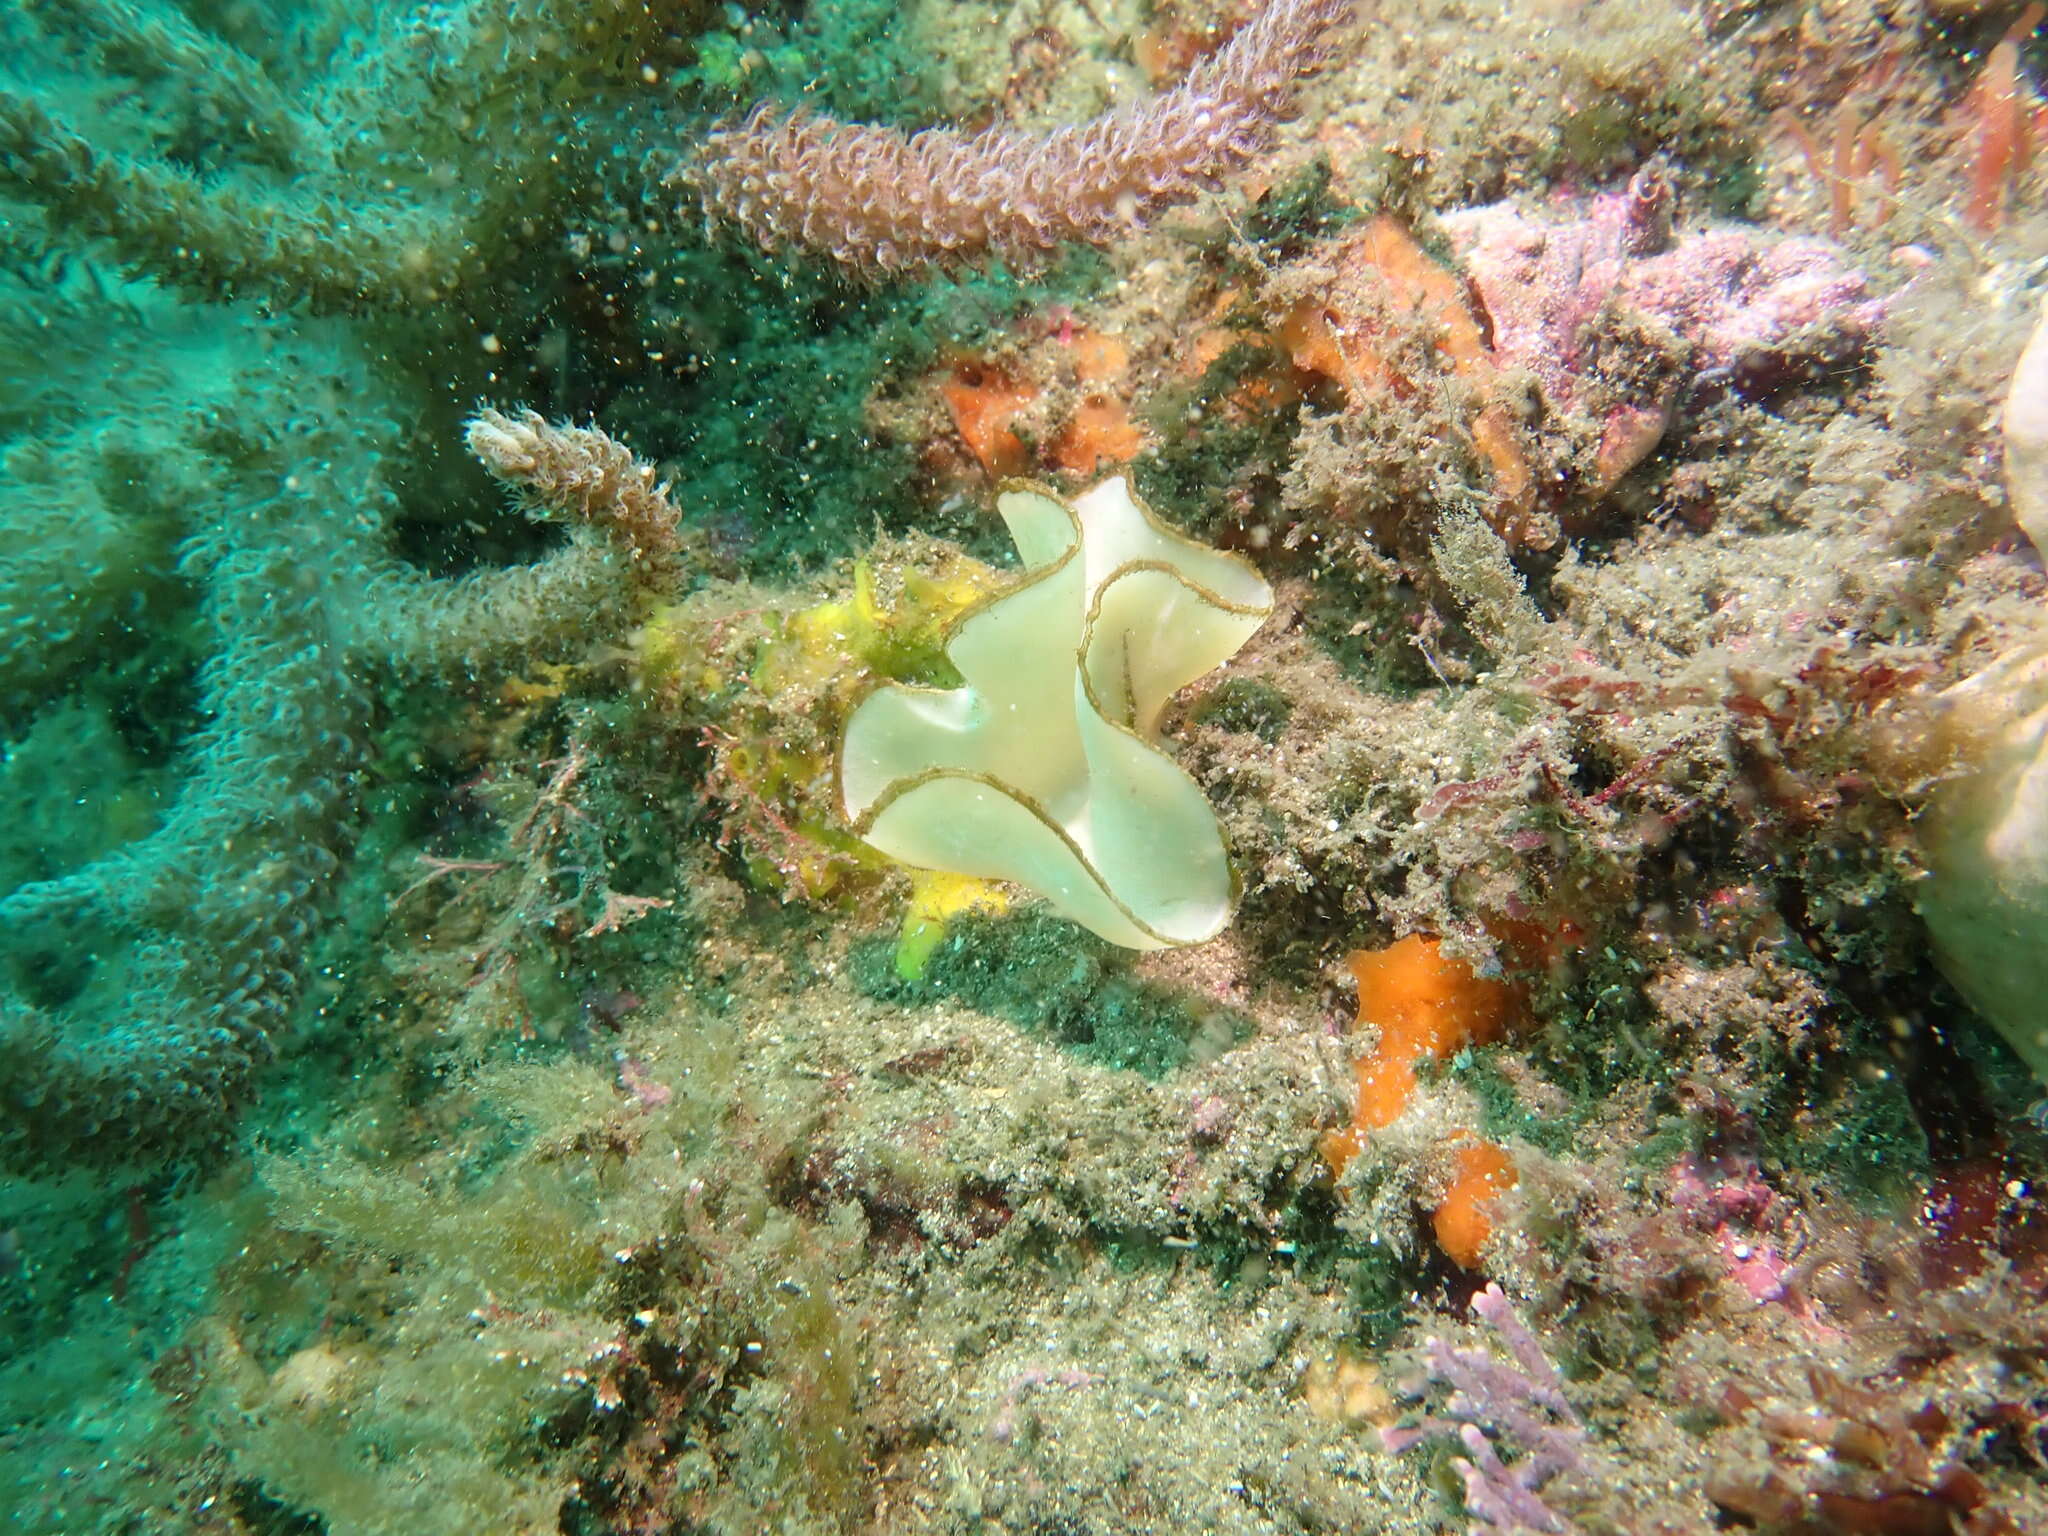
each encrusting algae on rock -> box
[13,0,2048,1533]
[631,543,1005,905]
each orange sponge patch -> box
[1321,934,1519,1167]
[1068,328,1130,384]
[1049,397,1144,475]
[1433,1139,1519,1270]
[1320,934,1524,1268]
[1281,214,1534,525]
[935,327,1149,482]
[940,365,1036,478]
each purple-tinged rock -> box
[1440,169,1893,495]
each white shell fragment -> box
[2005,292,2048,555]
[838,476,1274,949]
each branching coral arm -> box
[0,90,451,314]
[351,410,692,677]
[676,0,1357,278]
[0,401,697,1169]
[22,0,310,170]
[464,409,689,588]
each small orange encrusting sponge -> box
[1320,933,1522,1268]
[1433,1140,1519,1269]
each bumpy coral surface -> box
[679,0,1357,276]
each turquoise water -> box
[3,2,2046,1532]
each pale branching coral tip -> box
[838,476,1272,949]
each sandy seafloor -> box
[3,0,2048,1532]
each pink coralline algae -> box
[1668,1149,1840,1322]
[1383,1284,1588,1535]
[1440,169,1894,500]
